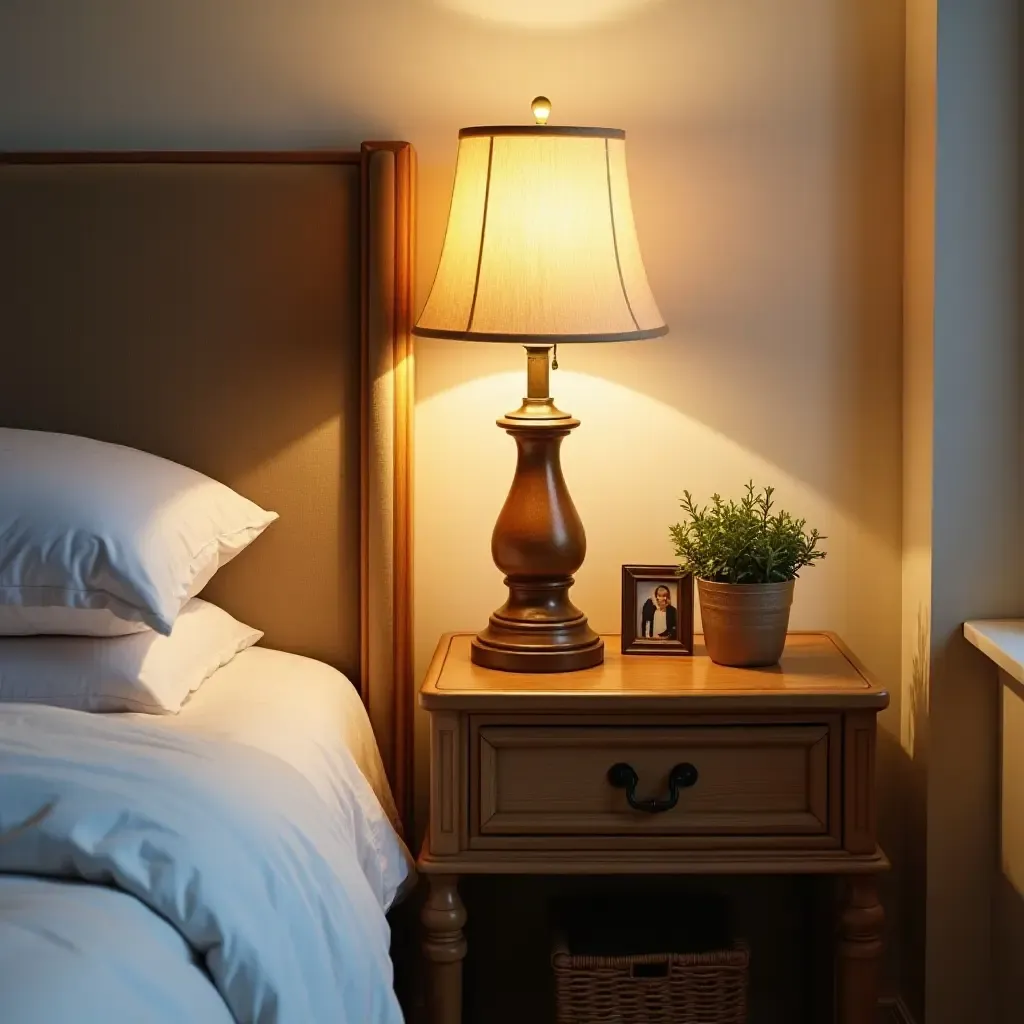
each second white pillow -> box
[0,599,262,714]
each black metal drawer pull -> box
[607,762,699,813]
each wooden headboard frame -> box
[359,142,415,829]
[0,144,416,830]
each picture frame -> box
[621,565,694,656]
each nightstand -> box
[418,632,889,1024]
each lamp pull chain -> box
[552,344,558,371]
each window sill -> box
[964,620,1024,686]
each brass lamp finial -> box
[531,96,551,125]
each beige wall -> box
[0,0,910,1003]
[900,3,936,1015]
[902,1,1022,1021]
[990,7,1023,1021]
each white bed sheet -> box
[114,646,412,910]
[0,703,405,1023]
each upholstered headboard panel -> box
[0,147,415,821]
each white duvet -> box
[0,703,405,1023]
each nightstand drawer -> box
[472,723,836,845]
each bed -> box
[0,145,416,1023]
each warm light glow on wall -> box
[433,0,664,29]
[414,360,856,641]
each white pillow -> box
[0,428,277,636]
[0,599,262,714]
[0,607,150,637]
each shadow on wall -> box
[898,605,930,1023]
[908,606,930,757]
[868,603,930,1010]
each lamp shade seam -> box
[465,136,494,334]
[605,138,641,333]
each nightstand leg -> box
[421,874,466,1024]
[836,875,884,1024]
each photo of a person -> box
[639,582,678,640]
[622,566,693,656]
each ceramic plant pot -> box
[696,579,795,667]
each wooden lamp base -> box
[471,346,604,673]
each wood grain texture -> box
[471,408,604,673]
[420,875,466,1024]
[472,723,834,840]
[419,839,889,875]
[421,632,889,712]
[843,710,878,854]
[837,875,884,1024]
[429,712,464,856]
[360,141,415,831]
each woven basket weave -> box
[552,934,749,1024]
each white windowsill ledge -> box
[964,620,1024,685]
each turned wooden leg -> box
[836,874,884,1024]
[421,874,466,1024]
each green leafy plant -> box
[670,482,826,584]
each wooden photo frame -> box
[621,565,694,655]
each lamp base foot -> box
[471,589,605,673]
[471,633,605,673]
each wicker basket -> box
[552,932,749,1024]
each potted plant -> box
[670,482,825,667]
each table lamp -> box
[414,98,667,672]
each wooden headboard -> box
[0,145,415,825]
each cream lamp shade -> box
[413,122,666,343]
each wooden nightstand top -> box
[420,631,889,712]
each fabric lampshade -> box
[413,124,667,343]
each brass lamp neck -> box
[506,345,572,422]
[526,345,551,400]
